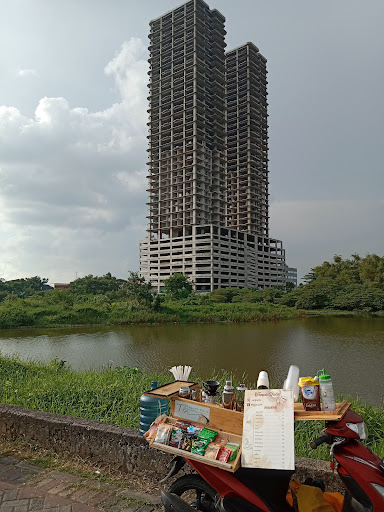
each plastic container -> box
[257,371,269,389]
[318,369,336,411]
[139,381,168,435]
[298,377,321,411]
[283,365,300,402]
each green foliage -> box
[304,253,384,287]
[0,276,48,301]
[286,254,384,311]
[121,271,154,306]
[164,273,193,300]
[69,273,124,297]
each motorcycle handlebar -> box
[310,434,330,450]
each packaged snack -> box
[215,436,228,447]
[169,428,184,448]
[175,420,192,431]
[191,439,210,456]
[179,432,195,452]
[225,442,239,462]
[217,447,231,463]
[187,425,202,435]
[154,423,173,445]
[198,427,217,443]
[204,442,221,460]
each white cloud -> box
[0,38,149,282]
[17,68,39,78]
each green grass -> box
[0,354,382,460]
[0,294,303,329]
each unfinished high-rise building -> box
[226,43,269,237]
[140,0,286,292]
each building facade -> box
[140,0,286,292]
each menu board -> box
[241,389,295,470]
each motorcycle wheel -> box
[168,474,219,512]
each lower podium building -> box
[140,225,285,293]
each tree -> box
[164,273,193,300]
[69,273,124,296]
[123,272,153,306]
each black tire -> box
[168,474,219,512]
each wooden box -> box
[150,416,242,473]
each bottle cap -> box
[318,369,331,381]
[298,376,318,387]
[257,371,269,389]
[236,384,247,392]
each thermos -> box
[318,369,336,411]
[222,380,235,409]
[139,381,168,435]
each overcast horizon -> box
[1,0,383,284]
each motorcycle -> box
[160,409,384,511]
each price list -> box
[241,389,294,470]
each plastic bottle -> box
[139,381,168,435]
[283,365,300,402]
[318,369,336,411]
[257,371,269,389]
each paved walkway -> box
[0,456,161,512]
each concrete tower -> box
[226,43,269,237]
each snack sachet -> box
[217,447,231,463]
[215,436,228,447]
[198,427,217,443]
[204,442,221,460]
[169,428,184,448]
[191,438,209,456]
[154,423,173,445]
[225,442,239,462]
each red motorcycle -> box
[160,409,384,511]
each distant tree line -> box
[1,254,383,312]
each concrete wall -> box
[0,404,342,491]
[0,404,172,478]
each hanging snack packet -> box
[191,438,210,456]
[169,428,184,448]
[225,442,239,462]
[198,427,217,443]
[154,423,173,445]
[204,443,221,460]
[217,447,232,463]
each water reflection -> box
[0,318,383,405]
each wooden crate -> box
[150,416,242,473]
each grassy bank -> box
[0,354,382,460]
[0,293,304,329]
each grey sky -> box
[0,0,383,283]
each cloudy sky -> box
[1,0,383,283]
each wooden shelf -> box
[143,380,199,399]
[294,401,351,421]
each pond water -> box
[0,317,383,405]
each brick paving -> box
[0,457,161,512]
